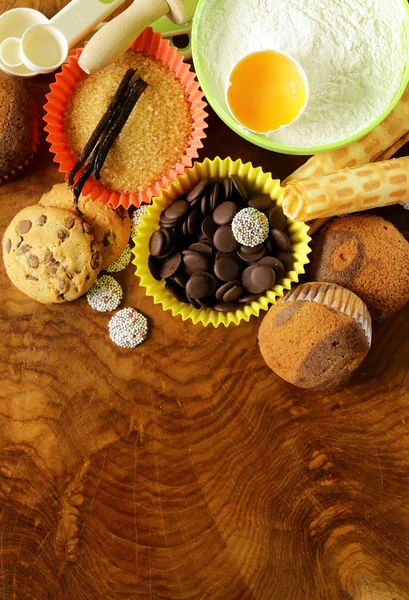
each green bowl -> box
[192,0,409,156]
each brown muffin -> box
[0,73,40,182]
[258,282,371,390]
[309,215,409,320]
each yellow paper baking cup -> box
[132,157,312,327]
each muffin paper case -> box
[43,27,208,209]
[132,157,312,328]
[1,99,41,184]
[281,282,372,345]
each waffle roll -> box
[282,157,409,222]
[283,85,409,185]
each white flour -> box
[196,0,407,148]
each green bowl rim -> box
[192,0,409,156]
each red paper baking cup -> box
[43,27,208,209]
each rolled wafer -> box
[282,85,409,185]
[282,157,409,222]
[307,218,330,235]
[306,128,409,231]
[377,131,409,161]
[304,127,409,232]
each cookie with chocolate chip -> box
[39,183,130,270]
[2,204,102,303]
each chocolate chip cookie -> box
[2,204,102,303]
[39,183,131,270]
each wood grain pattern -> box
[1,2,409,598]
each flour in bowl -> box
[196,0,407,149]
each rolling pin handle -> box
[78,0,170,74]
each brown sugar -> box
[65,50,192,194]
[309,215,409,319]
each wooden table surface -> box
[1,2,409,599]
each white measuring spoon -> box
[0,8,48,76]
[0,0,128,76]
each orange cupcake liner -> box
[43,27,208,209]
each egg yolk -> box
[227,50,307,134]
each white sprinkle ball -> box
[131,205,148,237]
[231,207,269,247]
[108,308,148,349]
[86,275,123,312]
[106,244,132,273]
[402,201,409,211]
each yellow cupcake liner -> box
[132,157,312,327]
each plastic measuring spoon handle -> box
[50,0,128,48]
[78,0,169,74]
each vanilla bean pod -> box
[72,138,104,212]
[93,78,148,180]
[68,68,136,187]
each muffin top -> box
[0,73,39,178]
[258,294,370,390]
[309,215,409,319]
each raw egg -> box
[226,50,308,134]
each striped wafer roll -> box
[377,130,409,161]
[282,84,409,185]
[282,157,409,222]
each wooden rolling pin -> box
[79,0,198,74]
